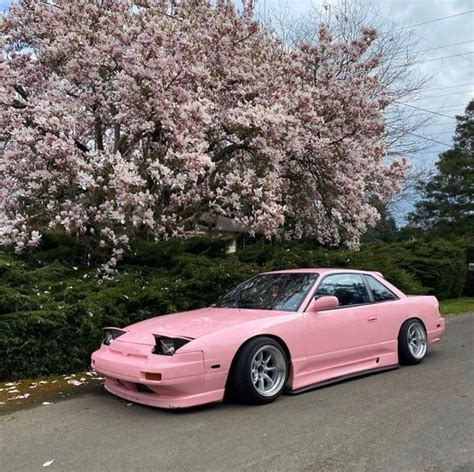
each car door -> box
[302,273,381,383]
[362,274,401,354]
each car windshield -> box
[215,273,318,312]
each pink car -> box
[91,269,445,409]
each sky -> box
[1,0,473,222]
[259,1,473,220]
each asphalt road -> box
[1,314,473,472]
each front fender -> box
[178,313,306,390]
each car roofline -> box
[263,268,381,276]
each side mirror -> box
[306,295,339,313]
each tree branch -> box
[211,142,245,163]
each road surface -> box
[1,314,473,471]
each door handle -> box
[368,317,378,323]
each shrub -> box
[393,240,467,299]
[0,248,257,380]
[238,239,469,298]
[459,240,474,297]
[0,286,39,314]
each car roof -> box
[264,268,383,277]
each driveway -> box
[1,314,473,471]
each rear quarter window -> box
[365,276,398,302]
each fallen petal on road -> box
[67,380,83,387]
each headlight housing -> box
[103,328,126,345]
[152,336,191,355]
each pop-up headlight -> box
[102,328,126,345]
[152,336,191,355]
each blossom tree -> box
[0,0,407,269]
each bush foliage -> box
[0,235,472,381]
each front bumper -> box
[91,341,224,409]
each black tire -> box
[398,318,428,365]
[230,337,289,405]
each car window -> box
[365,276,398,302]
[215,273,318,311]
[315,274,369,307]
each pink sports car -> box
[91,269,445,409]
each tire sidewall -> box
[398,318,427,365]
[232,337,289,404]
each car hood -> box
[117,307,285,345]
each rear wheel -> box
[230,337,289,405]
[398,319,427,365]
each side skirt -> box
[287,364,400,395]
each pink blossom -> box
[0,1,407,266]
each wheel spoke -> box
[250,345,287,397]
[263,374,274,387]
[405,322,427,360]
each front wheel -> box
[230,337,289,405]
[398,319,428,365]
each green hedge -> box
[237,238,471,299]
[0,247,257,380]
[464,243,474,296]
[0,236,472,381]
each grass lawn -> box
[439,297,474,315]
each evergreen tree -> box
[362,202,398,243]
[409,100,474,235]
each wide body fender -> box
[376,295,445,356]
[178,312,307,393]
